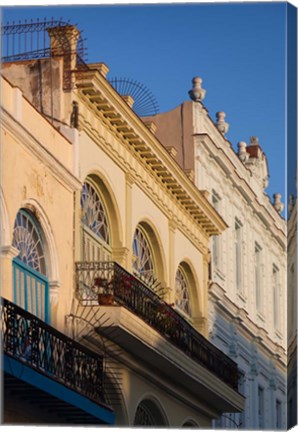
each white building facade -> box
[145,77,287,429]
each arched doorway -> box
[12,209,49,322]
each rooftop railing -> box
[1,297,111,409]
[75,261,239,391]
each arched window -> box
[134,403,156,426]
[175,266,191,316]
[132,226,155,285]
[81,180,111,261]
[134,400,167,426]
[12,209,49,322]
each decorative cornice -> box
[79,119,209,256]
[195,133,286,248]
[74,69,227,237]
[125,172,135,187]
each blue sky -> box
[2,3,291,211]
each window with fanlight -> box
[132,226,156,286]
[133,400,167,426]
[80,180,112,262]
[12,209,49,322]
[175,266,191,316]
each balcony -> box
[1,297,115,424]
[75,261,239,391]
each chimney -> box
[47,25,80,71]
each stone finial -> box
[216,111,229,136]
[273,193,284,213]
[237,141,249,162]
[288,194,295,214]
[250,136,260,146]
[189,77,206,102]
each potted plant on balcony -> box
[119,274,133,302]
[156,303,181,340]
[94,277,114,305]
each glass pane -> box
[81,182,110,244]
[12,210,46,275]
[132,227,155,284]
[175,267,191,315]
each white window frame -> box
[276,399,282,429]
[235,218,243,294]
[255,243,263,312]
[258,385,265,428]
[273,264,280,331]
[211,190,221,270]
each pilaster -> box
[112,246,130,267]
[1,245,19,300]
[49,280,62,327]
[168,219,177,304]
[125,172,134,272]
[201,253,210,337]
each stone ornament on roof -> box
[237,141,249,162]
[250,136,260,146]
[288,194,295,214]
[216,111,229,136]
[189,77,206,102]
[273,193,284,213]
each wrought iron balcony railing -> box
[1,297,110,408]
[75,261,239,391]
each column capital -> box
[112,247,130,267]
[1,245,19,259]
[169,219,177,233]
[125,172,135,187]
[49,280,61,307]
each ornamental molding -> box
[1,109,82,193]
[49,280,61,307]
[208,287,286,366]
[0,244,19,259]
[195,134,286,248]
[74,69,226,237]
[78,117,209,256]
